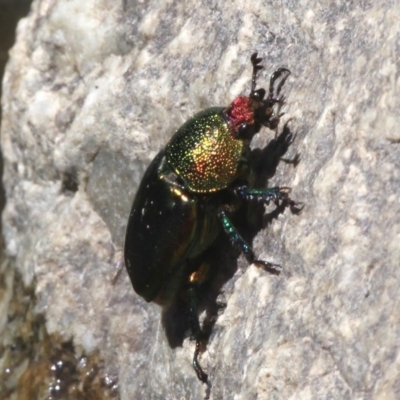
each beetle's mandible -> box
[124,53,296,383]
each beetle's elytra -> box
[124,53,297,383]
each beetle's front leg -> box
[234,185,291,205]
[235,185,303,214]
[217,205,280,274]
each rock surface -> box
[1,0,400,399]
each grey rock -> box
[1,0,399,399]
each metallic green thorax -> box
[165,107,245,193]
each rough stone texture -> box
[1,0,399,399]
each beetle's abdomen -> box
[124,152,199,303]
[166,107,244,193]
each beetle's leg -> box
[235,185,304,216]
[234,185,291,205]
[218,205,254,262]
[187,267,209,383]
[218,205,280,274]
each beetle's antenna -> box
[250,52,263,98]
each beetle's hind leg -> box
[187,267,209,383]
[217,205,280,274]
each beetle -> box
[124,53,295,383]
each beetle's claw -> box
[111,258,125,285]
[278,186,292,203]
[193,355,208,383]
[193,339,209,383]
[281,187,290,193]
[254,260,282,275]
[289,200,304,215]
[278,187,304,214]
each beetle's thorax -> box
[165,107,250,193]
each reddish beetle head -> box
[226,52,290,140]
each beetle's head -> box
[225,53,290,141]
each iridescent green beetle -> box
[124,53,294,383]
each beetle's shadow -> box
[161,122,300,350]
